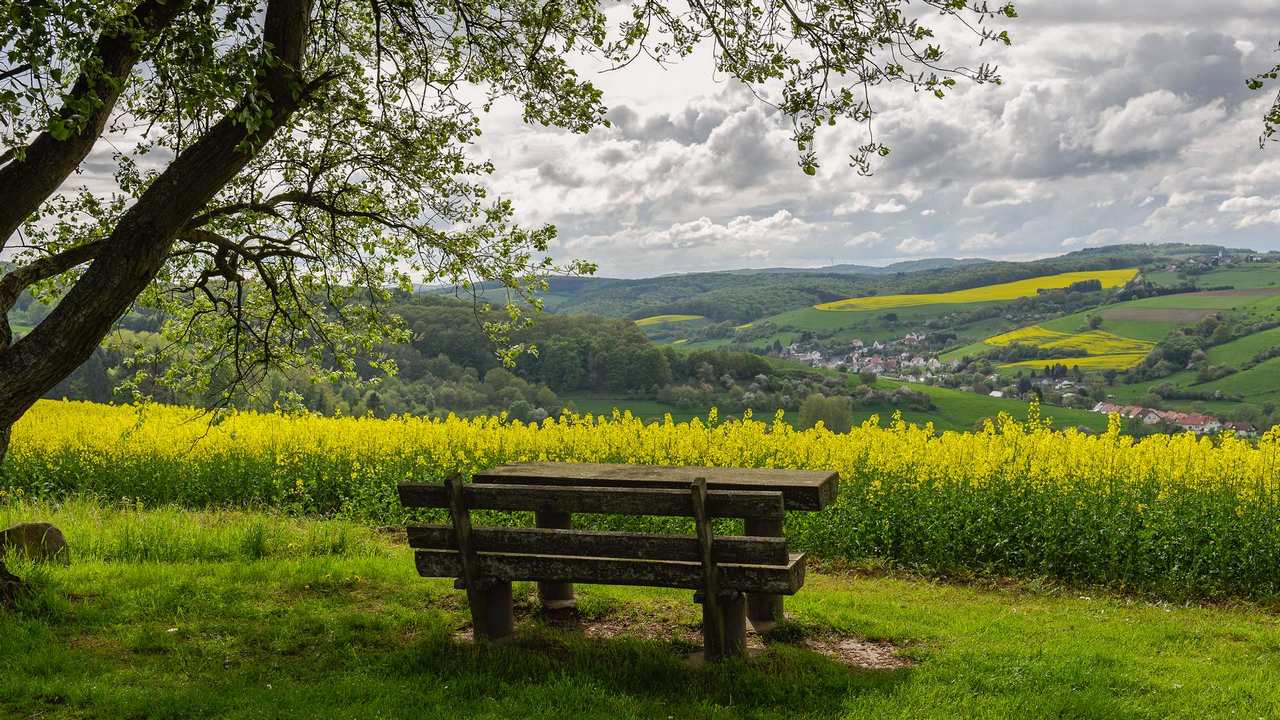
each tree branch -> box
[0,0,192,253]
[0,241,105,314]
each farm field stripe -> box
[998,353,1150,370]
[814,269,1139,311]
[634,314,705,326]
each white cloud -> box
[964,180,1049,208]
[1218,195,1274,212]
[832,194,871,216]
[1236,209,1280,228]
[960,232,1004,250]
[1062,227,1122,248]
[1093,91,1227,156]
[636,210,811,251]
[896,237,939,255]
[845,231,883,248]
[872,199,908,214]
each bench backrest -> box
[397,479,805,595]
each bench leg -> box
[702,591,747,661]
[744,516,785,632]
[468,579,514,642]
[535,510,576,612]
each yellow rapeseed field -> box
[998,353,1151,371]
[5,399,1280,596]
[6,398,1276,504]
[633,314,705,326]
[983,324,1154,370]
[986,326,1154,356]
[814,269,1140,311]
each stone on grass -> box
[0,522,70,564]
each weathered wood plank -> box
[398,483,784,519]
[690,477,723,655]
[407,525,789,565]
[473,462,839,511]
[445,476,479,592]
[414,551,807,595]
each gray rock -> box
[0,522,70,564]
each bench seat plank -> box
[474,462,840,511]
[407,525,789,565]
[398,483,784,520]
[414,550,807,595]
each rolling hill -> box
[433,243,1251,326]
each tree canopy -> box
[0,0,1016,448]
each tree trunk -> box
[0,422,9,468]
[0,310,9,466]
[0,0,316,431]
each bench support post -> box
[697,590,747,661]
[534,510,577,612]
[692,477,746,661]
[468,579,514,640]
[744,516,785,632]
[446,476,515,642]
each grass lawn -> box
[1198,356,1280,399]
[857,379,1106,432]
[1203,325,1280,365]
[3,503,1280,719]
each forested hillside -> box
[443,243,1245,323]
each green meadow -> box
[3,502,1279,720]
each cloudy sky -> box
[473,0,1280,278]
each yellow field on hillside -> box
[999,353,1150,371]
[987,326,1155,355]
[814,269,1140,311]
[634,314,705,326]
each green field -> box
[1202,325,1280,363]
[1100,323,1280,412]
[948,289,1280,374]
[3,501,1280,720]
[759,302,1012,352]
[865,380,1108,432]
[1145,263,1280,289]
[1190,265,1280,289]
[1197,356,1280,400]
[562,393,702,423]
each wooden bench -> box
[473,462,839,630]
[398,476,807,660]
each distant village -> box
[781,332,943,377]
[778,332,1260,437]
[1088,403,1256,436]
